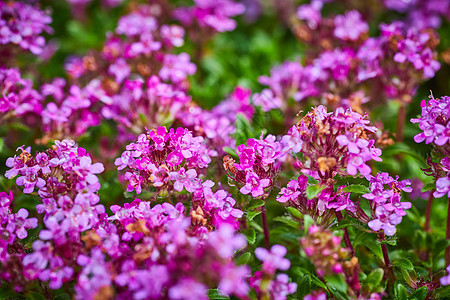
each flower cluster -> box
[175,0,245,33]
[0,191,38,291]
[300,225,363,298]
[363,173,412,236]
[115,126,216,195]
[384,0,450,30]
[283,105,382,179]
[250,245,297,300]
[0,2,53,56]
[277,175,354,226]
[411,94,450,198]
[224,134,285,198]
[90,201,249,299]
[0,68,42,119]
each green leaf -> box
[392,258,414,271]
[298,275,311,299]
[25,292,46,300]
[421,182,435,193]
[287,207,303,220]
[395,282,409,300]
[273,216,300,229]
[53,294,71,300]
[378,235,398,246]
[0,138,4,154]
[306,184,326,200]
[306,175,318,185]
[223,147,238,159]
[342,184,370,194]
[303,215,314,234]
[432,286,450,299]
[248,199,265,211]
[243,229,256,244]
[0,286,16,298]
[208,289,229,300]
[292,267,327,290]
[236,252,251,265]
[247,210,261,222]
[411,286,428,300]
[234,113,255,146]
[363,268,384,293]
[325,274,348,293]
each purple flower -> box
[368,206,397,236]
[9,208,38,239]
[240,171,271,197]
[38,256,73,290]
[16,166,46,194]
[440,265,450,286]
[334,10,369,41]
[219,264,250,297]
[255,244,291,274]
[208,224,246,258]
[277,178,301,203]
[168,277,208,300]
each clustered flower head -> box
[0,2,53,56]
[250,245,297,300]
[0,68,42,119]
[364,173,412,236]
[175,0,245,33]
[283,105,382,179]
[224,134,285,198]
[300,225,364,298]
[411,94,450,198]
[0,191,38,291]
[83,201,249,299]
[116,126,216,195]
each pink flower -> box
[240,171,271,197]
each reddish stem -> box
[424,192,434,232]
[261,205,270,249]
[379,232,395,283]
[335,211,355,256]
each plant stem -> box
[335,211,355,256]
[446,197,450,266]
[424,192,434,232]
[261,205,270,249]
[396,101,407,143]
[379,232,395,283]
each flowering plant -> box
[0,0,449,299]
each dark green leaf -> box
[274,216,300,229]
[223,147,238,159]
[208,289,229,300]
[342,184,370,194]
[363,268,384,293]
[236,252,251,265]
[421,182,435,193]
[306,184,326,200]
[395,282,409,300]
[287,207,303,220]
[248,199,265,211]
[392,258,414,271]
[298,275,311,299]
[247,210,261,222]
[25,292,46,300]
[303,215,314,234]
[411,286,428,300]
[243,229,256,244]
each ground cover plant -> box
[0,0,450,299]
